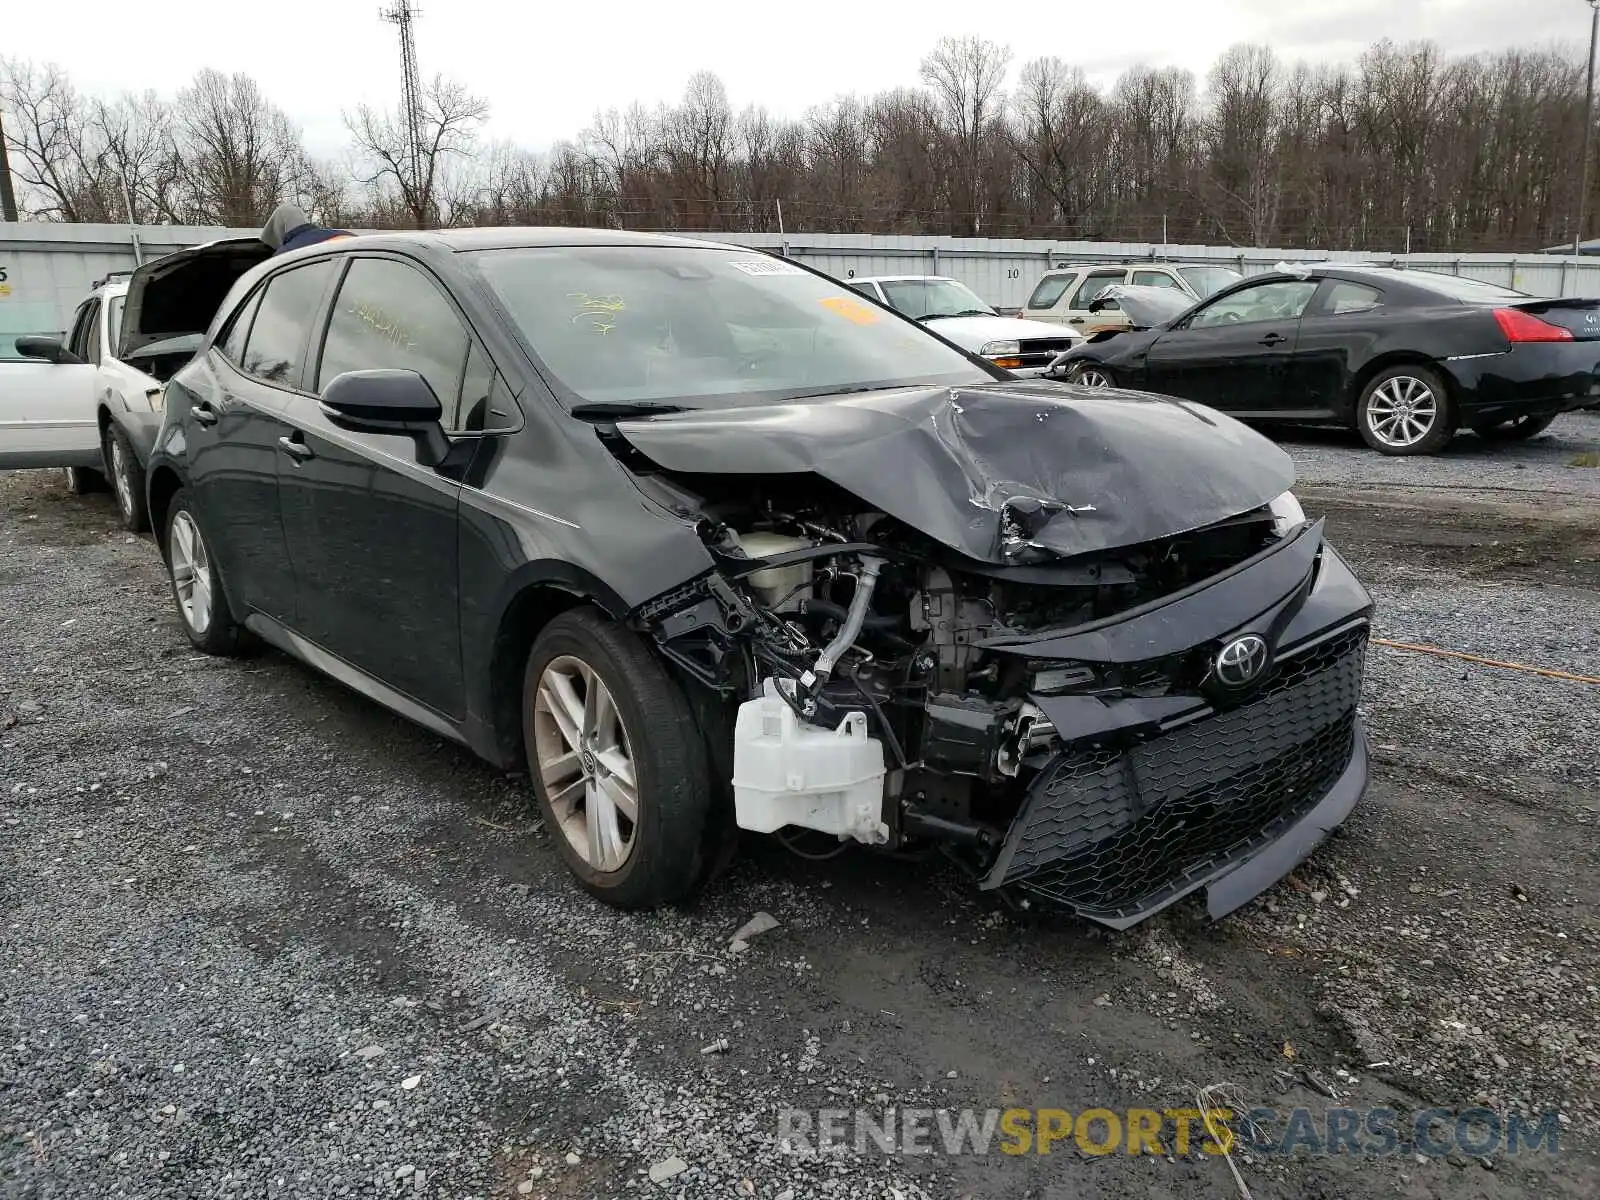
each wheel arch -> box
[1346,352,1453,414]
[146,465,185,556]
[483,563,633,769]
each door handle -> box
[191,400,219,426]
[1258,332,1288,347]
[1069,317,1085,325]
[278,434,314,463]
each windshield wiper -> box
[923,310,993,320]
[569,401,685,420]
[783,384,914,401]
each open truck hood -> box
[118,237,272,359]
[615,381,1295,564]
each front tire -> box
[163,488,253,656]
[523,608,713,910]
[1476,413,1557,443]
[1356,365,1456,455]
[105,423,150,533]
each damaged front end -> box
[612,383,1374,929]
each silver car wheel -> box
[1365,375,1438,449]
[532,654,639,873]
[1074,366,1113,389]
[169,511,214,636]
[110,435,134,518]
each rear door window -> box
[1130,270,1184,290]
[84,301,103,364]
[218,289,263,367]
[240,260,338,388]
[67,300,97,361]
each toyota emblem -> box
[1214,634,1270,689]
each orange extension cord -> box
[1371,638,1600,686]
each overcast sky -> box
[4,0,1593,157]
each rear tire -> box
[1067,362,1118,389]
[1476,413,1557,443]
[105,423,150,533]
[163,488,254,656]
[1355,365,1456,456]
[60,466,103,495]
[522,608,713,910]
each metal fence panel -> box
[10,223,1600,334]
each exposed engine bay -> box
[628,467,1323,911]
[607,383,1373,928]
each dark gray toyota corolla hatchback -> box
[141,227,1375,928]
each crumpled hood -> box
[924,314,1081,351]
[615,381,1296,563]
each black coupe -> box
[1047,265,1600,455]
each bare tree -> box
[1200,44,1285,245]
[346,74,488,229]
[10,39,1600,254]
[1010,57,1107,233]
[174,70,312,226]
[919,36,1012,233]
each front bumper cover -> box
[983,627,1369,929]
[974,524,1373,929]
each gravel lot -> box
[3,415,1599,1199]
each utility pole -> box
[1576,0,1600,259]
[0,104,20,221]
[379,1,426,227]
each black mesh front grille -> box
[1014,338,1079,367]
[989,625,1367,922]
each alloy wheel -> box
[1074,367,1113,389]
[110,436,134,519]
[532,654,639,873]
[1365,375,1438,449]
[169,511,214,636]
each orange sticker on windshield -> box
[819,296,881,325]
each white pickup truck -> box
[845,275,1082,375]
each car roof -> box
[1041,263,1179,276]
[320,226,758,254]
[852,275,958,283]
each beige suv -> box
[1023,263,1243,333]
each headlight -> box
[979,340,1021,357]
[1268,490,1305,536]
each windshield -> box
[877,278,996,320]
[472,247,992,410]
[1177,265,1244,297]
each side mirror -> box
[320,369,450,467]
[16,335,85,365]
